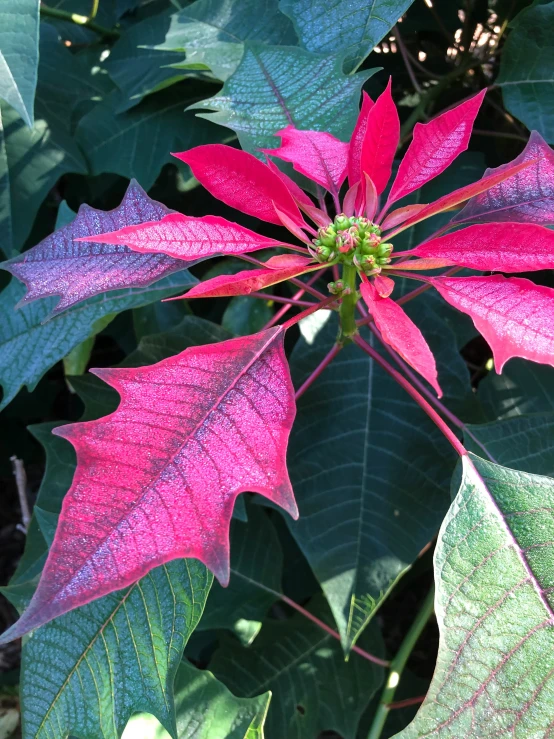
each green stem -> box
[366,585,435,739]
[40,3,120,39]
[338,263,359,343]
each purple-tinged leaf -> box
[1,181,186,315]
[453,131,554,225]
[432,275,554,371]
[0,328,298,642]
[78,213,293,260]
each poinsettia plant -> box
[3,71,554,738]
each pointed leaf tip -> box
[387,89,486,206]
[0,328,298,642]
[2,181,185,315]
[359,78,399,195]
[431,274,554,372]
[361,279,442,397]
[76,213,291,261]
[264,126,349,196]
[174,144,303,226]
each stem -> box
[394,24,421,93]
[295,343,342,400]
[366,585,435,739]
[231,570,390,668]
[90,0,99,19]
[10,456,31,532]
[338,264,359,343]
[354,336,467,457]
[40,3,120,38]
[247,292,316,307]
[281,295,337,331]
[366,321,498,463]
[262,271,325,330]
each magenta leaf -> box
[409,222,554,272]
[180,258,319,299]
[264,126,349,197]
[431,275,554,371]
[174,144,303,226]
[265,159,314,209]
[360,279,441,396]
[348,91,374,187]
[385,158,538,238]
[359,79,399,195]
[380,203,426,231]
[78,213,293,260]
[1,181,187,315]
[453,130,554,225]
[386,90,486,206]
[0,328,298,643]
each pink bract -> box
[0,328,298,643]
[359,79,399,195]
[431,275,554,371]
[361,278,441,397]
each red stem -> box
[387,696,426,710]
[295,343,342,400]
[262,271,326,330]
[366,321,498,463]
[247,292,316,307]
[354,336,467,457]
[280,594,390,667]
[282,295,338,331]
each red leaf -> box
[453,131,554,225]
[1,181,185,315]
[360,79,399,195]
[179,259,319,299]
[409,222,554,272]
[361,279,441,396]
[77,213,291,261]
[348,91,374,187]
[265,159,314,209]
[386,90,486,206]
[380,204,427,231]
[263,126,349,196]
[386,158,538,238]
[373,273,395,297]
[431,275,554,371]
[0,328,298,642]
[174,145,302,226]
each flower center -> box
[312,215,393,274]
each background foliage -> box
[1,0,553,737]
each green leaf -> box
[121,661,271,739]
[173,660,271,738]
[396,454,554,737]
[105,12,192,112]
[497,1,554,142]
[222,295,273,336]
[200,504,283,644]
[154,0,297,81]
[0,24,100,254]
[287,314,454,651]
[75,85,228,189]
[478,358,554,420]
[0,0,39,126]
[279,0,415,73]
[20,559,212,739]
[191,44,375,152]
[0,268,196,410]
[210,596,384,739]
[464,413,554,476]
